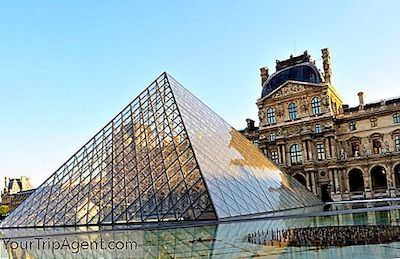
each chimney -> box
[358,92,365,110]
[260,67,269,86]
[321,48,332,84]
[246,118,255,129]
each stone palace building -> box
[240,48,400,202]
[1,176,35,211]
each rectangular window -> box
[270,132,276,141]
[396,135,400,152]
[267,108,276,124]
[271,150,279,163]
[315,124,321,133]
[316,143,325,160]
[290,144,302,164]
[288,103,297,120]
[394,113,400,124]
[349,121,356,131]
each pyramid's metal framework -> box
[0,73,320,228]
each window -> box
[266,107,276,124]
[370,117,377,128]
[316,143,325,160]
[394,113,400,124]
[396,135,400,152]
[349,121,357,131]
[311,97,321,115]
[270,132,276,141]
[290,144,302,164]
[315,124,322,133]
[288,103,297,120]
[271,150,279,163]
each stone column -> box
[325,138,331,159]
[307,140,313,161]
[342,169,349,193]
[286,145,292,165]
[329,169,334,195]
[277,144,282,164]
[364,168,372,199]
[302,141,308,161]
[334,169,341,193]
[281,145,287,164]
[392,166,397,190]
[306,172,311,191]
[330,137,337,159]
[311,171,317,195]
[386,164,396,197]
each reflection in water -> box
[3,207,400,258]
[248,225,400,248]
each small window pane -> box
[288,103,297,120]
[290,144,302,164]
[393,113,400,124]
[266,107,276,124]
[315,124,321,133]
[395,135,400,152]
[270,132,276,141]
[316,143,325,160]
[270,151,279,163]
[349,121,356,131]
[311,97,321,115]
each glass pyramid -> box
[0,73,320,228]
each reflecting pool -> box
[2,203,400,258]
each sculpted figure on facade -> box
[276,104,284,118]
[300,97,309,113]
[302,123,309,133]
[322,94,330,107]
[278,127,283,136]
[258,109,265,123]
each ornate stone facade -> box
[1,176,35,211]
[241,48,400,201]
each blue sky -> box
[1,1,399,187]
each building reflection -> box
[3,207,400,258]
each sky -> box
[0,1,399,187]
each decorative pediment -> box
[368,132,384,141]
[269,81,320,100]
[391,129,400,137]
[347,136,362,143]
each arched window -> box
[290,144,302,164]
[311,97,321,115]
[288,103,297,120]
[371,166,387,191]
[348,169,364,192]
[266,107,276,124]
[394,113,400,124]
[315,124,321,133]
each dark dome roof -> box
[261,63,323,98]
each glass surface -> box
[311,96,321,114]
[1,73,217,228]
[3,204,400,258]
[288,102,297,120]
[1,72,320,228]
[168,74,320,219]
